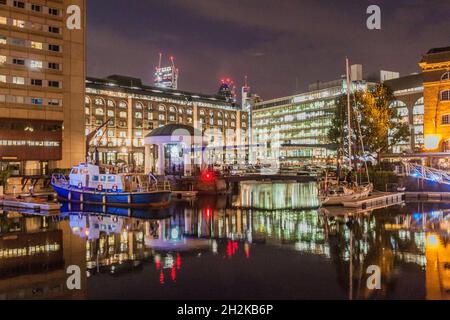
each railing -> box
[51,173,69,187]
[403,161,450,185]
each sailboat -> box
[320,58,373,206]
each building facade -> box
[0,0,86,175]
[85,75,249,171]
[420,47,450,152]
[384,73,424,154]
[252,66,375,166]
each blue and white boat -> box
[51,163,171,207]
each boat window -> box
[107,176,116,182]
[71,168,78,174]
[100,176,107,182]
[92,176,99,182]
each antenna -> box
[158,52,162,69]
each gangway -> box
[403,161,450,185]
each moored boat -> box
[51,163,171,207]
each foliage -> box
[0,169,11,187]
[328,84,410,161]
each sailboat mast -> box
[346,57,352,170]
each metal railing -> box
[403,161,450,185]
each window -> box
[159,114,165,121]
[119,131,127,138]
[30,60,43,68]
[12,19,25,28]
[0,55,6,64]
[200,109,205,116]
[442,114,450,125]
[13,1,25,9]
[119,101,127,108]
[95,108,104,116]
[158,105,166,112]
[135,112,143,119]
[169,106,176,113]
[85,107,90,115]
[441,90,450,101]
[0,35,6,44]
[119,111,127,118]
[48,80,60,88]
[48,62,60,70]
[442,72,450,81]
[31,4,41,12]
[12,76,25,85]
[107,110,114,117]
[135,102,143,109]
[31,79,43,86]
[48,99,60,106]
[48,26,60,34]
[95,98,104,105]
[0,75,5,83]
[48,8,59,16]
[169,115,175,122]
[11,38,26,47]
[31,98,43,105]
[31,41,43,50]
[107,100,115,107]
[178,108,184,114]
[85,97,91,106]
[13,58,25,66]
[48,44,60,52]
[187,109,193,115]
[0,17,7,25]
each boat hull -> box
[52,184,171,208]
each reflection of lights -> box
[245,243,250,259]
[171,227,179,240]
[427,234,439,249]
[159,270,165,285]
[212,240,218,254]
[155,254,161,270]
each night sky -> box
[87,0,450,100]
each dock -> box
[405,192,450,201]
[342,192,405,209]
[0,197,61,212]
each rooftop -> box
[86,75,239,109]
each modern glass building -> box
[252,69,374,166]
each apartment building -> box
[0,0,86,175]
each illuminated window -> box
[107,100,115,107]
[107,110,114,117]
[169,115,175,122]
[0,17,7,25]
[85,97,91,106]
[119,111,127,118]
[119,101,127,108]
[148,113,153,120]
[158,105,166,112]
[441,90,450,101]
[30,60,43,68]
[95,98,104,105]
[0,35,6,44]
[13,19,25,28]
[135,102,143,109]
[442,72,450,81]
[31,41,43,50]
[31,98,43,105]
[0,75,5,83]
[159,114,165,121]
[199,109,205,116]
[178,108,183,114]
[95,108,104,116]
[85,107,90,115]
[187,109,193,115]
[135,112,143,119]
[169,106,176,113]
[12,76,25,85]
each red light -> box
[159,270,165,285]
[171,267,176,282]
[176,253,181,270]
[201,170,215,183]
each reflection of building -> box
[85,75,249,168]
[425,233,450,300]
[252,65,377,165]
[420,47,450,152]
[0,212,86,299]
[0,0,86,174]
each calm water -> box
[0,183,449,300]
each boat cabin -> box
[69,163,125,192]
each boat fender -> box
[78,182,82,189]
[97,185,103,192]
[112,185,118,192]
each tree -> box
[358,84,410,161]
[328,84,410,163]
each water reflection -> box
[0,191,449,299]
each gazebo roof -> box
[145,124,202,138]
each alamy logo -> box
[366,5,381,30]
[66,265,81,290]
[366,265,381,290]
[66,5,81,30]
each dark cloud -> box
[87,0,450,100]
